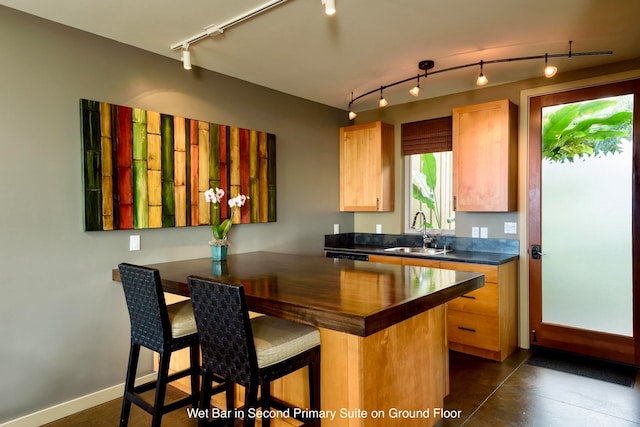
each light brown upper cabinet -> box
[340,121,394,211]
[452,100,518,212]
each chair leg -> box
[309,352,321,427]
[243,383,258,427]
[261,383,271,427]
[198,370,213,427]
[225,381,235,427]
[190,342,200,407]
[151,351,171,427]
[119,343,140,427]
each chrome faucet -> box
[411,211,432,248]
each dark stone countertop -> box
[324,233,519,265]
[324,245,518,265]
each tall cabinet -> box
[452,99,518,212]
[340,121,394,211]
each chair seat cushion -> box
[251,316,320,368]
[167,300,197,338]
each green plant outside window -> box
[409,151,455,230]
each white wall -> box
[0,6,352,423]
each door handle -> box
[531,244,547,259]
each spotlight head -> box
[475,61,488,86]
[476,73,488,86]
[322,0,336,15]
[544,53,557,78]
[182,49,192,70]
[348,110,357,120]
[544,65,558,78]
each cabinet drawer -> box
[439,261,498,283]
[402,258,440,268]
[447,311,499,351]
[368,254,403,264]
[447,282,498,316]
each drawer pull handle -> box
[460,295,476,300]
[458,326,476,333]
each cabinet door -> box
[453,99,518,211]
[340,121,394,211]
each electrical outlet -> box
[376,224,382,234]
[480,227,488,239]
[129,235,140,251]
[504,222,517,234]
[333,223,340,234]
[471,227,479,238]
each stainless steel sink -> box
[383,246,453,256]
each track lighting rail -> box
[347,41,613,118]
[170,0,292,50]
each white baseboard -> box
[0,373,157,427]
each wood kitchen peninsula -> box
[112,252,484,426]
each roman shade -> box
[401,116,452,155]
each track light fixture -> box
[379,88,388,107]
[172,0,334,67]
[347,93,358,119]
[544,53,558,78]
[171,0,290,66]
[322,0,336,15]
[346,41,612,119]
[409,76,421,97]
[181,44,191,70]
[476,60,488,86]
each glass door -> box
[528,80,640,364]
[541,96,633,336]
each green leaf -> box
[542,99,631,163]
[212,218,232,240]
[412,184,435,211]
[421,153,437,191]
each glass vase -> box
[209,237,229,261]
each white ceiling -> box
[2,0,640,112]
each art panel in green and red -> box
[80,99,276,231]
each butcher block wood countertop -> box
[113,251,483,337]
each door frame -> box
[525,78,640,365]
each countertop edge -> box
[112,252,486,337]
[324,246,519,265]
[363,273,484,336]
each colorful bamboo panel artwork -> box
[80,99,276,231]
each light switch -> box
[333,223,340,234]
[471,227,479,238]
[480,227,488,239]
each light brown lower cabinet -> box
[370,255,518,362]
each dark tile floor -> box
[440,349,640,427]
[43,348,640,427]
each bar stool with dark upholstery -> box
[118,263,228,427]
[188,276,321,427]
